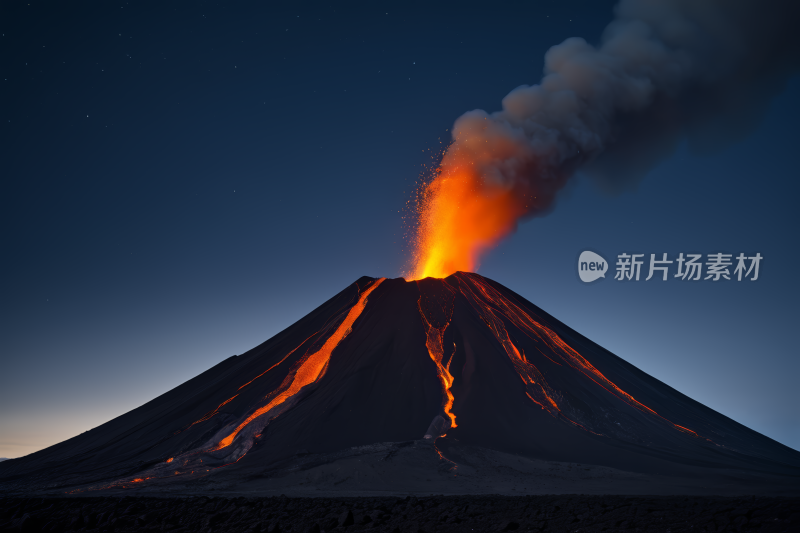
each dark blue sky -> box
[1,0,798,458]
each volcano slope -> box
[1,273,798,497]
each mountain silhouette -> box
[1,273,798,495]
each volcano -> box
[1,273,798,496]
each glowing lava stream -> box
[166,331,319,440]
[417,289,457,430]
[456,274,699,438]
[80,279,386,492]
[210,277,386,451]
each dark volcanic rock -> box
[1,274,799,498]
[11,493,787,533]
[498,519,519,531]
[18,513,36,532]
[338,508,354,527]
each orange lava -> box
[408,141,529,280]
[458,278,562,419]
[177,332,318,436]
[237,332,317,391]
[457,273,699,437]
[210,278,386,451]
[417,284,458,429]
[183,394,240,431]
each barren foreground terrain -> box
[2,494,799,532]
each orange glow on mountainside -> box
[236,334,316,391]
[417,282,458,429]
[455,273,699,437]
[210,278,386,451]
[172,331,319,439]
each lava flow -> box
[91,278,387,490]
[458,277,561,419]
[210,277,386,452]
[416,280,458,431]
[455,273,698,437]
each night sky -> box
[2,0,798,459]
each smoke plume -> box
[410,0,800,280]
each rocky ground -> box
[1,494,798,532]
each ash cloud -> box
[452,0,800,207]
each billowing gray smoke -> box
[411,0,799,277]
[449,0,800,203]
